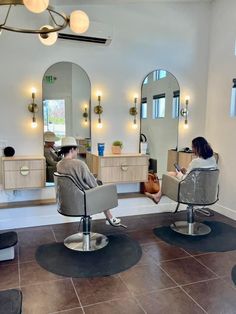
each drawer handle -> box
[20,166,30,176]
[121,165,128,172]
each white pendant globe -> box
[70,10,89,34]
[23,0,49,14]
[39,25,58,46]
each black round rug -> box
[232,265,236,286]
[153,221,236,252]
[35,234,142,277]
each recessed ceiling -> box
[51,0,212,6]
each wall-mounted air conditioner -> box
[58,21,113,46]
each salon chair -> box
[161,168,219,236]
[54,172,118,251]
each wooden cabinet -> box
[86,153,148,183]
[167,150,219,171]
[2,156,45,190]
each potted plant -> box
[112,140,123,154]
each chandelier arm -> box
[0,5,68,34]
[0,4,11,27]
[48,10,66,28]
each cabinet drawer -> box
[4,170,45,190]
[100,156,148,167]
[3,160,44,171]
[99,165,148,183]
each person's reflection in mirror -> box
[44,131,61,182]
[57,136,122,227]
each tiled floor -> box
[1,211,236,314]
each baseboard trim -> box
[212,203,236,220]
[0,199,56,209]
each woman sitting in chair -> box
[145,136,217,204]
[57,136,122,226]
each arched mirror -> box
[140,69,179,177]
[42,62,91,184]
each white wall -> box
[205,0,236,218]
[0,2,211,202]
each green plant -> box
[112,140,123,148]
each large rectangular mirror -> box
[42,62,91,184]
[140,69,179,177]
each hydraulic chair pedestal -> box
[170,205,211,236]
[64,216,109,251]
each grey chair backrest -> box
[54,173,85,217]
[54,172,118,217]
[179,168,219,206]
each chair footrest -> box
[195,208,214,217]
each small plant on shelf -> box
[112,140,123,154]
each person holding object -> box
[57,136,122,226]
[44,131,61,182]
[44,131,61,166]
[145,136,217,204]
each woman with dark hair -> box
[145,136,217,204]
[57,137,122,226]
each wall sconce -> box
[28,87,38,128]
[180,96,190,129]
[129,96,138,129]
[94,92,103,128]
[83,105,88,124]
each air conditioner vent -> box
[58,33,108,45]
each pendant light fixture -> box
[0,0,90,46]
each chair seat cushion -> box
[0,232,18,250]
[0,289,22,314]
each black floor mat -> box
[35,234,142,278]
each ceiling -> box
[51,0,212,6]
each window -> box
[172,90,180,118]
[43,99,66,139]
[143,76,148,85]
[159,70,167,79]
[230,78,236,117]
[153,70,167,81]
[141,97,147,119]
[153,94,165,118]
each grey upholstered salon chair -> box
[54,172,118,251]
[161,168,219,236]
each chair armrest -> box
[161,174,180,202]
[84,184,118,215]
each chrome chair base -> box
[170,221,211,236]
[64,232,109,251]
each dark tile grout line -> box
[117,274,147,314]
[158,264,208,314]
[72,293,146,312]
[189,254,221,278]
[17,245,21,290]
[51,226,58,242]
[70,278,85,314]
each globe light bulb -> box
[70,10,89,34]
[39,25,58,46]
[23,0,49,13]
